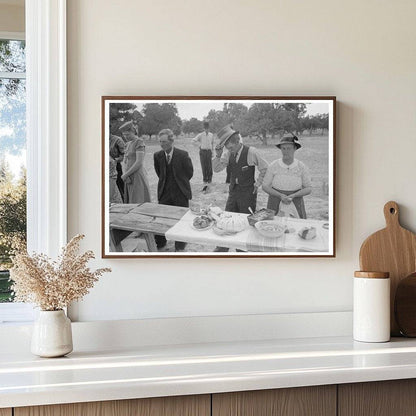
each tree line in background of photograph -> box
[110,102,329,145]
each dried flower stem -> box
[10,235,111,310]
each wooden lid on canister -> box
[354,271,390,279]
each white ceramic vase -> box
[31,310,73,357]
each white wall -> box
[0,3,24,32]
[67,0,416,322]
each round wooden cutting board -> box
[359,201,416,336]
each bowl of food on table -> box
[247,208,275,226]
[254,220,286,239]
[192,215,213,231]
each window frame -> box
[0,0,67,323]
[0,31,24,41]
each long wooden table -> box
[109,203,188,252]
[109,203,329,253]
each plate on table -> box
[192,215,214,231]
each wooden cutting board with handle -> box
[359,201,416,336]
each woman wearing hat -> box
[262,135,312,219]
[120,121,151,204]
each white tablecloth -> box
[165,211,329,253]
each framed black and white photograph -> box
[102,96,336,258]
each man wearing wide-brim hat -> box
[213,124,268,215]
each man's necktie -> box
[166,154,171,164]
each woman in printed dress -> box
[120,121,151,204]
[262,135,312,219]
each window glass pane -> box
[0,76,26,303]
[0,39,26,73]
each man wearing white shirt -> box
[192,121,214,190]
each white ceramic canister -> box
[353,271,390,342]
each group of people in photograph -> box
[109,121,312,250]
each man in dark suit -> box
[154,128,194,251]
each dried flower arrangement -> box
[10,234,111,311]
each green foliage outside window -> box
[0,162,26,302]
